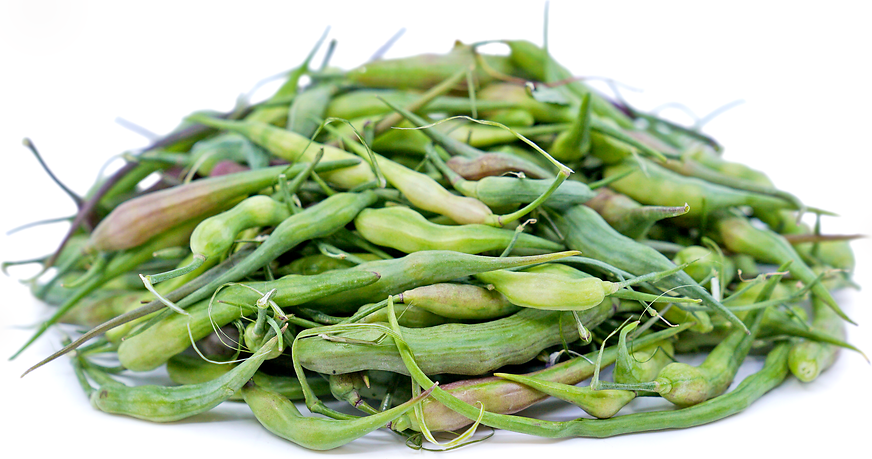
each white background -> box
[1,1,870,457]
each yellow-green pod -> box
[474,268,619,311]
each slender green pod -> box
[166,354,332,401]
[282,253,382,276]
[502,39,636,129]
[604,158,796,222]
[357,302,454,328]
[87,335,280,422]
[242,381,434,451]
[387,298,792,438]
[186,115,375,189]
[585,187,689,239]
[493,373,635,419]
[304,250,581,313]
[287,82,339,138]
[551,204,739,332]
[397,283,519,320]
[118,268,381,372]
[12,219,201,360]
[187,133,271,175]
[325,89,515,121]
[354,206,563,254]
[710,210,852,323]
[788,294,847,382]
[613,322,675,386]
[171,191,377,314]
[445,152,553,180]
[428,146,595,210]
[474,262,701,312]
[344,42,514,90]
[549,92,592,161]
[673,245,737,287]
[296,302,613,376]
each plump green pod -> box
[345,43,514,90]
[190,195,290,259]
[477,82,573,124]
[653,309,763,406]
[242,382,434,451]
[684,143,774,186]
[304,250,579,314]
[494,373,636,419]
[354,206,563,254]
[788,295,845,382]
[613,322,675,386]
[372,152,497,225]
[118,269,381,372]
[474,269,619,311]
[673,245,736,286]
[398,283,519,320]
[297,303,613,376]
[454,175,596,211]
[585,187,689,239]
[325,89,515,121]
[710,210,851,323]
[177,191,378,311]
[166,354,332,401]
[604,158,794,222]
[503,39,635,129]
[187,115,375,189]
[89,336,279,422]
[287,82,338,138]
[552,204,737,333]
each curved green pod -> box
[166,354,332,402]
[189,195,289,259]
[474,269,619,311]
[604,158,795,222]
[87,336,280,422]
[354,206,563,254]
[242,382,434,451]
[494,373,636,419]
[118,268,381,372]
[344,42,514,90]
[585,187,689,240]
[397,282,519,320]
[551,204,737,333]
[303,250,579,314]
[296,302,613,376]
[710,210,852,323]
[186,115,375,189]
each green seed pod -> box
[397,283,519,320]
[673,245,736,285]
[354,206,563,254]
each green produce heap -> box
[10,33,862,451]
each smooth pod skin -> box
[474,269,619,311]
[354,206,564,254]
[190,195,290,259]
[296,302,613,376]
[604,158,794,222]
[446,152,553,180]
[454,175,596,211]
[118,269,381,372]
[187,115,376,189]
[89,336,280,422]
[304,250,580,314]
[176,191,378,312]
[398,283,519,320]
[345,42,514,90]
[242,382,434,451]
